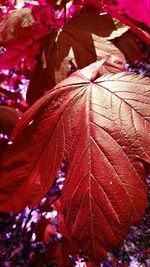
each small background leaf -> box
[26,55,48,106]
[112,30,142,62]
[0,105,21,136]
[0,5,55,70]
[0,8,34,45]
[116,0,150,28]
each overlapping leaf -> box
[44,8,125,88]
[112,30,142,62]
[26,55,48,106]
[106,19,129,40]
[103,0,150,44]
[0,60,150,265]
[0,105,22,136]
[106,19,141,62]
[26,8,143,108]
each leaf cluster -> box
[0,1,150,266]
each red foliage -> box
[102,0,150,44]
[0,1,150,265]
[1,59,150,264]
[0,5,56,70]
[0,105,21,136]
[116,0,150,27]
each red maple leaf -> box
[0,59,150,264]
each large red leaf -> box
[1,60,150,264]
[61,73,150,264]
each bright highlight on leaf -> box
[0,59,150,265]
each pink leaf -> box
[0,5,56,70]
[0,8,35,45]
[117,0,150,27]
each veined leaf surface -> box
[0,60,150,264]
